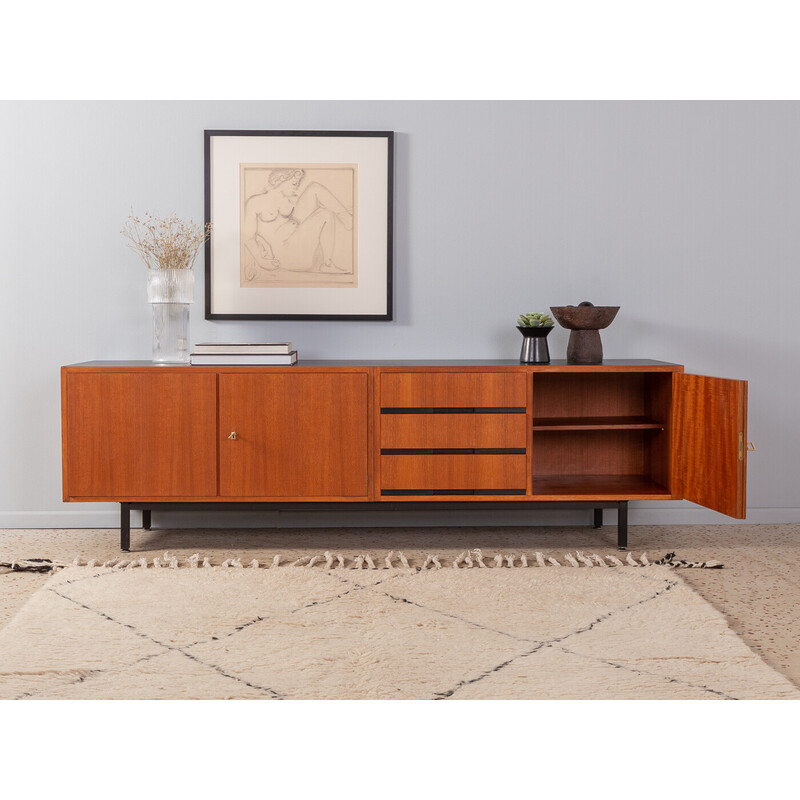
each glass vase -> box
[147,269,194,363]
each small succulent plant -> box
[517,312,554,328]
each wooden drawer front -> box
[381,372,526,408]
[380,454,526,492]
[66,372,218,498]
[381,413,527,450]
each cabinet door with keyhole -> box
[218,371,369,499]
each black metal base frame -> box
[118,500,629,553]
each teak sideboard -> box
[60,360,749,551]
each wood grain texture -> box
[380,454,527,491]
[60,369,69,500]
[531,416,664,431]
[672,373,747,518]
[373,367,381,501]
[60,362,746,518]
[532,373,649,419]
[65,372,217,499]
[646,373,675,493]
[367,370,375,501]
[525,369,534,497]
[219,372,369,498]
[380,372,526,408]
[530,430,652,477]
[380,413,527,449]
[531,475,671,499]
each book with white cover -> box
[190,351,298,366]
[193,342,292,355]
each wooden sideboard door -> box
[219,372,369,498]
[671,373,748,518]
[64,371,218,499]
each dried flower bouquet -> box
[122,211,211,270]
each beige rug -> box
[1,562,798,700]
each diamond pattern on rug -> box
[186,587,530,700]
[357,568,676,644]
[29,650,273,700]
[556,583,800,699]
[0,586,166,699]
[1,566,799,700]
[51,568,357,648]
[449,644,725,700]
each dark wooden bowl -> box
[550,304,619,330]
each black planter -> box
[517,326,552,363]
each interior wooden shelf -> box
[531,475,672,499]
[531,416,665,431]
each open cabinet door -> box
[672,373,748,518]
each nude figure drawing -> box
[240,164,357,288]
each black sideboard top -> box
[66,358,681,368]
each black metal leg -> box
[593,508,603,529]
[142,509,151,530]
[120,503,131,552]
[617,501,628,551]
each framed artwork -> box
[204,130,394,320]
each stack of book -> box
[189,342,298,365]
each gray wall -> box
[2,101,798,529]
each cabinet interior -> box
[530,372,673,497]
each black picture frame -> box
[204,129,394,321]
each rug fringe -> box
[4,551,725,575]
